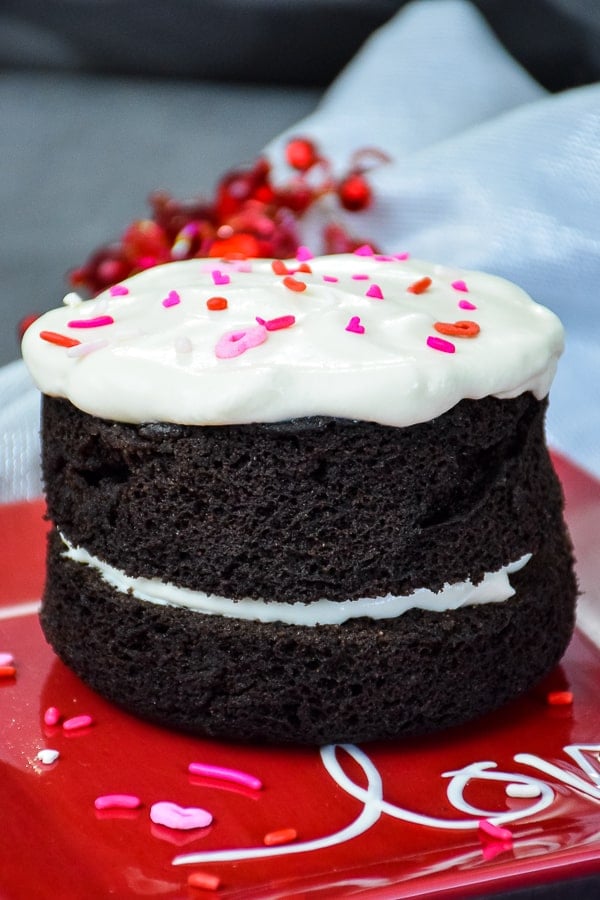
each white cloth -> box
[2,0,599,504]
[267,0,600,478]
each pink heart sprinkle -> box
[345,316,365,335]
[366,284,384,300]
[215,324,268,359]
[162,290,180,308]
[459,298,478,310]
[150,801,213,831]
[354,244,374,257]
[451,280,469,292]
[211,270,230,286]
[296,245,314,261]
[427,335,455,354]
[109,285,129,296]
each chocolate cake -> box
[22,252,577,744]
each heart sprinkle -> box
[366,284,384,300]
[36,749,60,765]
[215,324,268,359]
[162,290,181,308]
[345,316,365,335]
[150,801,213,831]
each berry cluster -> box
[69,138,387,295]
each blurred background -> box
[1,0,599,367]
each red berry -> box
[285,138,318,172]
[338,173,372,211]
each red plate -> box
[1,453,600,899]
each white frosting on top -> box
[60,533,531,626]
[22,254,564,426]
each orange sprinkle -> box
[283,276,307,293]
[434,320,480,338]
[0,665,16,678]
[547,690,574,706]
[40,330,81,348]
[187,872,221,891]
[263,827,298,846]
[406,277,432,294]
[271,260,289,275]
[206,296,228,311]
[296,262,312,274]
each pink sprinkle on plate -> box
[62,714,94,732]
[150,801,213,831]
[43,706,61,726]
[95,794,142,811]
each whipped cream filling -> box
[22,254,564,427]
[60,534,531,626]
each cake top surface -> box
[22,250,564,426]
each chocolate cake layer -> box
[42,522,576,745]
[42,393,562,602]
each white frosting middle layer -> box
[60,535,531,626]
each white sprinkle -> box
[37,749,60,765]
[0,652,14,666]
[67,339,109,358]
[506,782,542,799]
[175,336,193,354]
[62,292,83,307]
